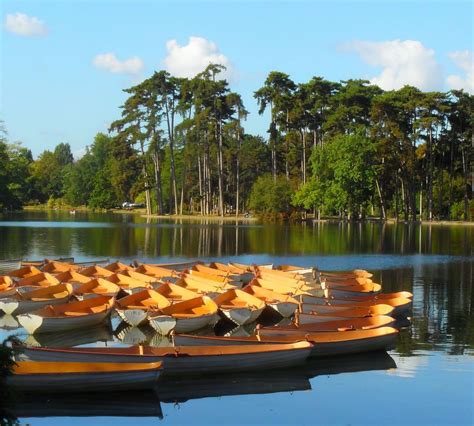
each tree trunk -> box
[152,150,163,214]
[197,152,204,215]
[139,141,152,215]
[165,104,178,215]
[461,145,469,219]
[180,162,186,216]
[375,177,386,220]
[428,128,433,221]
[302,129,307,184]
[217,119,224,217]
[235,128,241,218]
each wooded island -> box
[1,65,472,221]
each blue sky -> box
[1,0,472,157]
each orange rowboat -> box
[18,342,313,374]
[148,296,218,335]
[174,327,398,357]
[0,283,73,315]
[8,361,163,392]
[116,289,171,326]
[17,295,115,334]
[213,289,266,325]
[299,294,412,317]
[242,285,299,318]
[259,315,395,333]
[300,303,395,317]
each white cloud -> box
[163,36,235,80]
[343,39,443,91]
[446,50,473,93]
[4,12,48,37]
[93,53,144,75]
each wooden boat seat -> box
[63,311,88,316]
[172,312,201,318]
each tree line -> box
[0,66,472,220]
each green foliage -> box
[249,174,293,215]
[0,73,472,221]
[63,133,138,209]
[294,131,376,217]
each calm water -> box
[0,211,473,425]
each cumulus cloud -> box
[4,12,48,37]
[446,50,473,93]
[164,36,235,80]
[93,53,144,75]
[343,39,443,91]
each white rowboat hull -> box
[7,369,161,392]
[17,309,112,334]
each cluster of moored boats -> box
[0,259,413,393]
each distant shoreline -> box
[17,206,474,225]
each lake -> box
[0,211,473,425]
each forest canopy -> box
[1,66,472,221]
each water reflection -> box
[0,212,472,260]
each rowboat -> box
[54,270,92,290]
[242,285,299,318]
[261,315,396,333]
[174,326,398,357]
[313,268,373,279]
[116,289,171,326]
[120,269,163,283]
[104,261,135,273]
[0,275,15,298]
[22,257,75,267]
[134,264,179,279]
[209,261,248,274]
[276,264,313,274]
[16,272,61,288]
[17,295,115,334]
[148,296,218,334]
[319,277,373,287]
[17,341,313,374]
[213,289,266,325]
[256,268,306,282]
[23,323,114,347]
[148,260,203,271]
[6,265,42,281]
[192,263,232,276]
[320,280,382,293]
[78,265,115,279]
[208,262,255,283]
[106,273,151,293]
[73,278,121,299]
[249,277,325,297]
[176,276,236,296]
[300,303,395,317]
[188,269,242,287]
[153,282,199,302]
[41,261,81,274]
[0,283,72,315]
[298,295,412,317]
[8,361,163,392]
[321,285,382,299]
